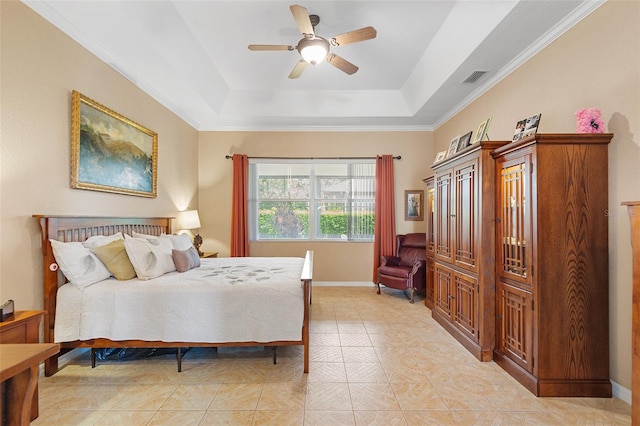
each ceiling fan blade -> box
[330,26,377,47]
[288,60,308,79]
[248,44,294,51]
[325,53,358,75]
[290,5,314,37]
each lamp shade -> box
[181,210,201,230]
[298,37,329,65]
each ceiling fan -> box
[248,4,377,79]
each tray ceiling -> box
[23,0,603,131]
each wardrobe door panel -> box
[497,280,533,373]
[454,160,478,271]
[435,171,453,263]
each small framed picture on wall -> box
[404,190,424,221]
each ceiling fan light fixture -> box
[249,6,376,78]
[298,37,330,65]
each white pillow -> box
[131,231,158,241]
[82,232,123,249]
[49,239,111,287]
[132,231,192,251]
[165,233,193,251]
[124,234,176,280]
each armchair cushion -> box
[377,264,413,279]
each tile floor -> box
[34,286,631,425]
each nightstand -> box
[0,310,46,421]
[1,344,59,425]
[201,252,218,258]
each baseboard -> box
[611,380,631,404]
[313,281,374,287]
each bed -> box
[34,215,313,376]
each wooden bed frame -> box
[34,215,312,377]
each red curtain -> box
[230,154,250,257]
[373,155,396,282]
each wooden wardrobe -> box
[491,133,613,397]
[431,140,507,361]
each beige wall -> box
[0,2,199,309]
[197,131,433,281]
[433,1,639,391]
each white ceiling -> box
[23,0,603,131]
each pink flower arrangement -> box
[575,107,605,133]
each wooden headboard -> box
[33,215,173,345]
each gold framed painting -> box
[404,190,424,221]
[71,90,158,197]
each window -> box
[249,159,376,241]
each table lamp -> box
[181,210,203,256]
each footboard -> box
[301,249,313,373]
[34,215,313,376]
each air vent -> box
[461,71,487,84]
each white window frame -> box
[248,158,376,242]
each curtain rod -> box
[225,155,401,160]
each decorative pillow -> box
[172,247,201,272]
[165,233,194,251]
[91,239,136,280]
[123,234,176,280]
[82,232,123,249]
[49,239,111,287]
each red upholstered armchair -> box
[376,233,427,303]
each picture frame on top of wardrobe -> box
[473,117,492,143]
[433,151,447,163]
[447,136,460,157]
[457,131,473,152]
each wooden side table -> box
[0,343,59,426]
[0,310,46,421]
[201,252,218,258]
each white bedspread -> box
[54,257,305,344]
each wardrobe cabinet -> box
[431,141,507,361]
[424,176,435,309]
[492,133,612,397]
